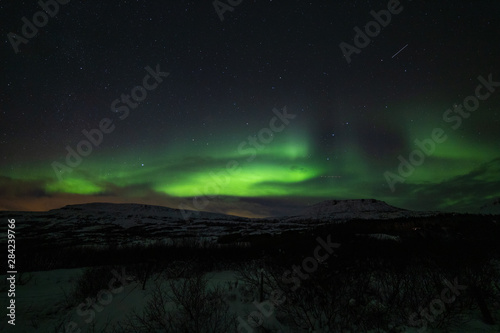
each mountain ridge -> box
[282,198,434,222]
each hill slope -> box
[287,199,434,221]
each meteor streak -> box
[392,43,408,58]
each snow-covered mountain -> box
[56,202,236,222]
[285,198,434,221]
[0,199,438,246]
[0,202,311,246]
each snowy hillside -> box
[1,201,499,332]
[286,199,435,221]
[0,199,490,248]
[0,202,314,247]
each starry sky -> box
[1,0,499,217]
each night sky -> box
[1,0,499,217]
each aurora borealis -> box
[1,1,499,217]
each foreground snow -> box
[1,268,499,333]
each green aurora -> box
[1,1,499,216]
[1,109,499,216]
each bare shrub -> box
[71,265,124,303]
[126,271,236,332]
